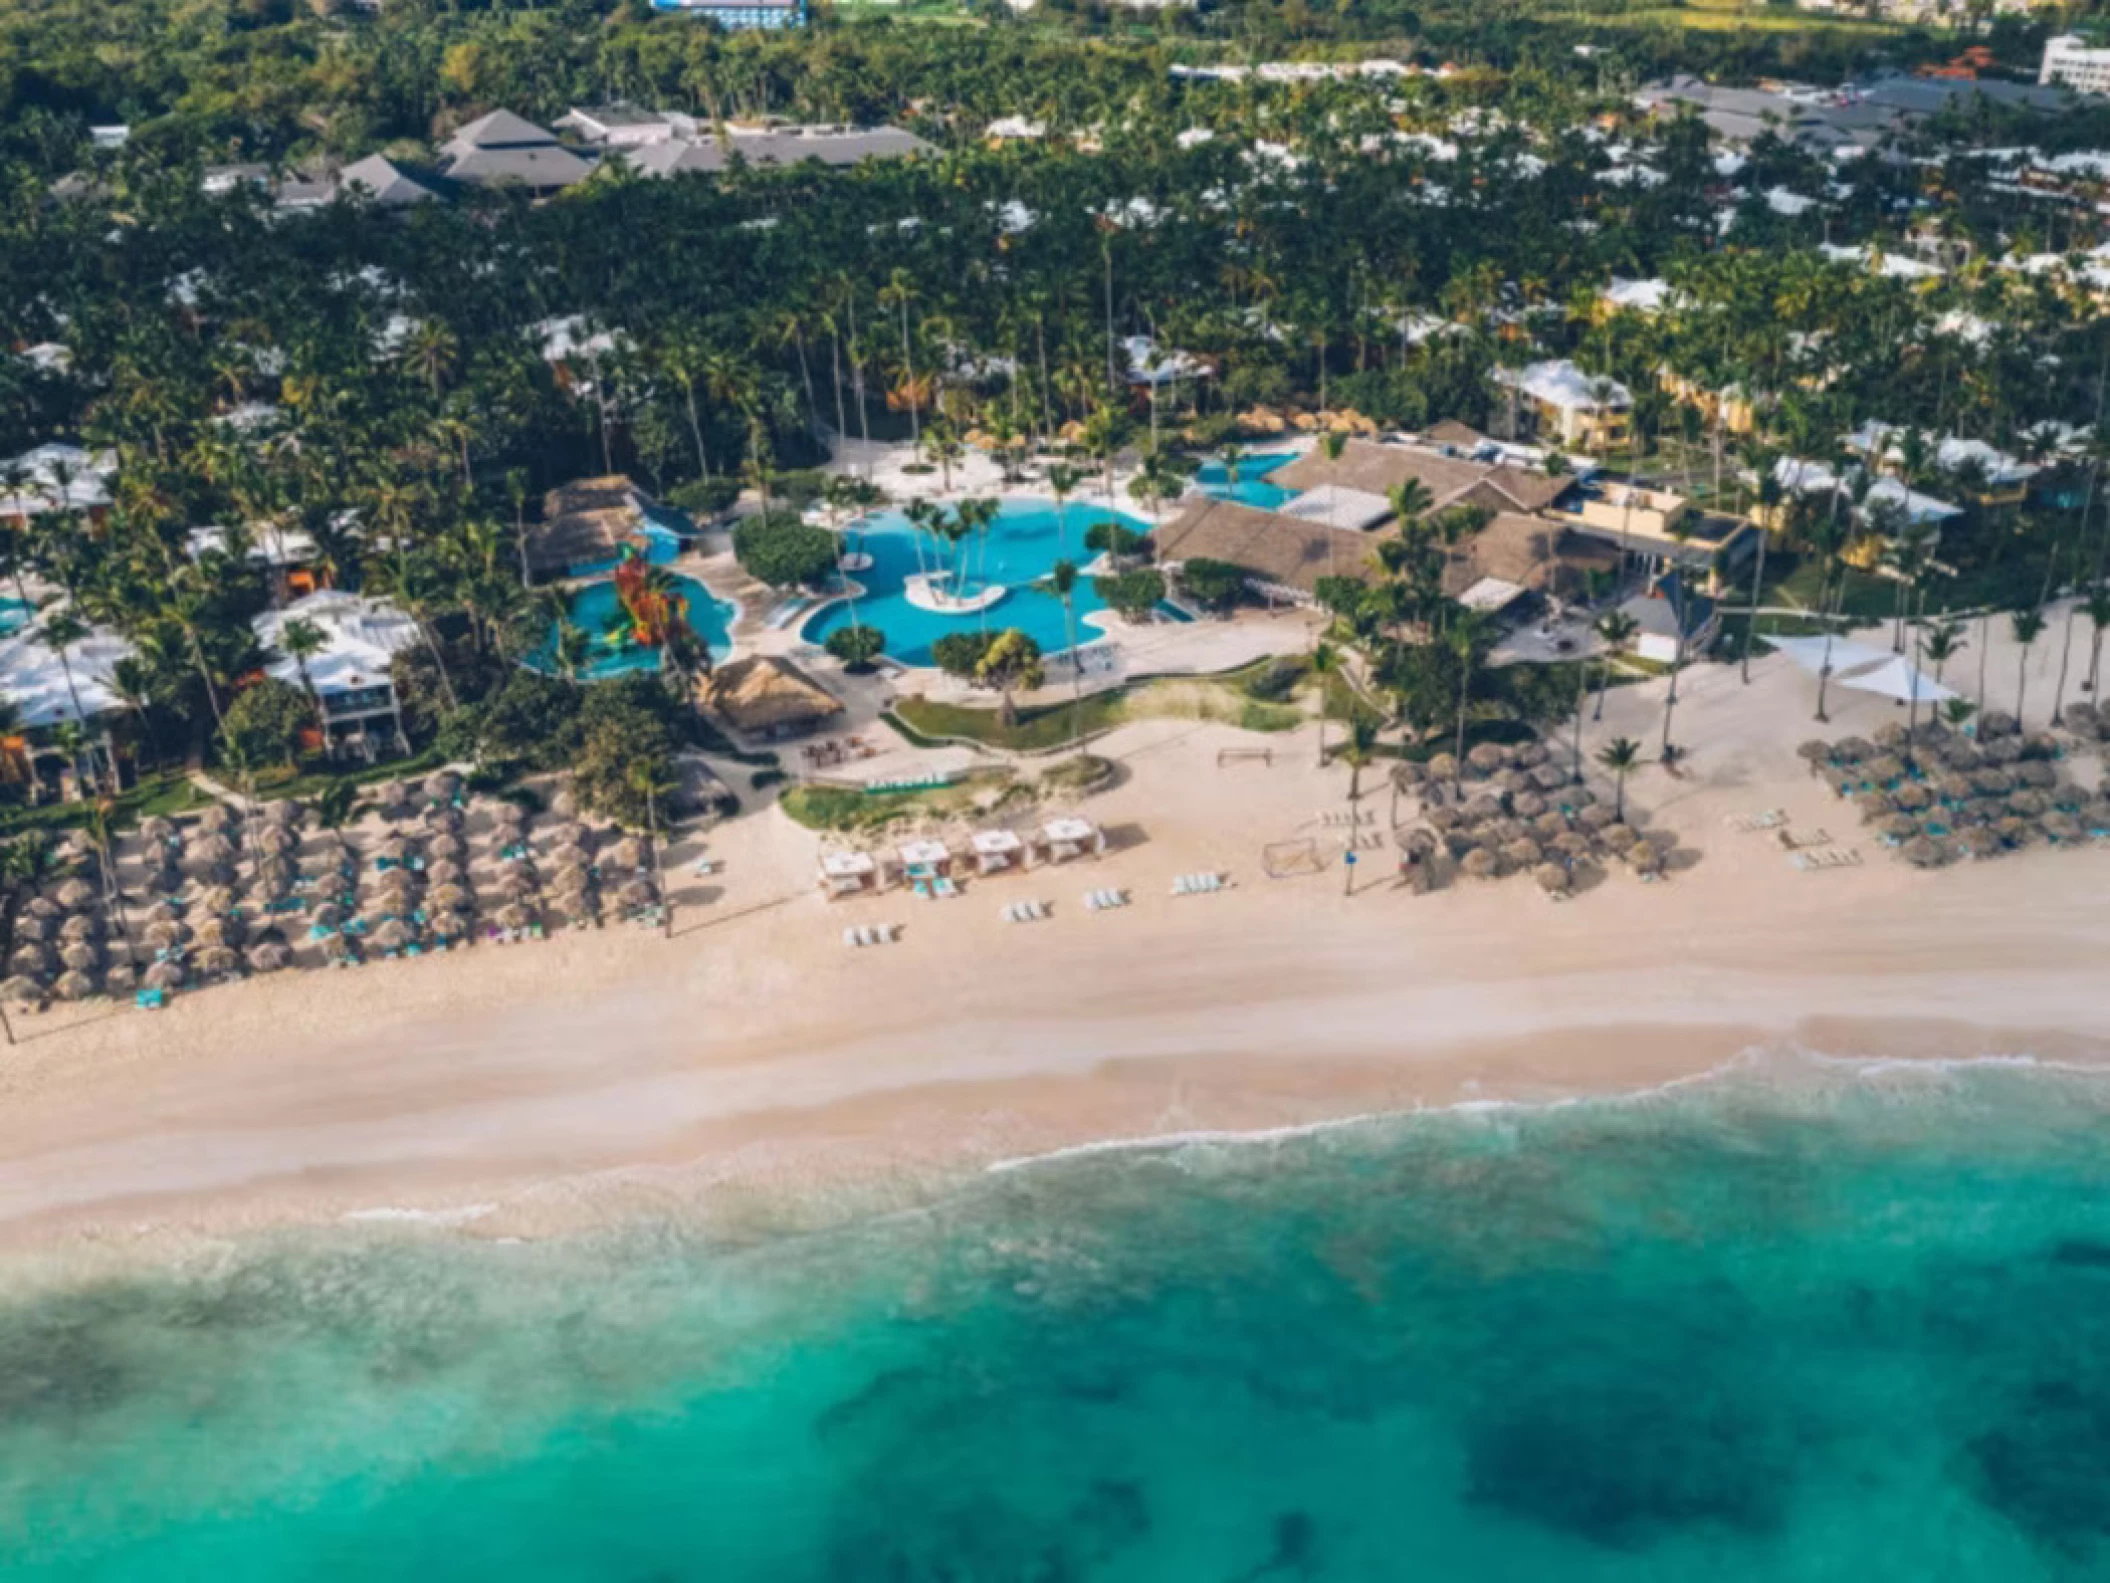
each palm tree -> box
[275,615,328,741]
[1343,716,1379,802]
[1921,618,1966,685]
[1046,558,1086,754]
[1447,611,1490,790]
[36,609,100,790]
[2083,585,2110,695]
[1046,462,1084,553]
[878,269,922,461]
[1311,640,1340,770]
[2010,606,2047,724]
[553,619,593,689]
[1597,736,1643,820]
[1592,609,1639,723]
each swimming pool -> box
[1195,452,1300,511]
[801,497,1158,668]
[528,573,736,681]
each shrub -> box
[666,478,742,519]
[733,512,837,589]
[1093,568,1166,622]
[219,678,313,771]
[824,624,887,672]
[1084,519,1153,561]
[1177,557,1249,612]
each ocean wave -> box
[339,1203,497,1227]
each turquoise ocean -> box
[8,1054,2110,1581]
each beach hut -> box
[970,829,1025,877]
[1036,817,1105,866]
[818,849,880,900]
[897,838,953,889]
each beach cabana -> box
[819,850,880,900]
[970,829,1025,877]
[1035,817,1105,865]
[897,838,953,888]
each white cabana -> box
[1036,817,1105,864]
[1767,634,1894,678]
[969,829,1024,876]
[1834,654,1956,705]
[896,838,952,878]
[818,849,879,899]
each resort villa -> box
[252,590,422,763]
[1493,360,1634,453]
[701,656,844,743]
[0,443,115,529]
[436,111,596,195]
[0,608,135,798]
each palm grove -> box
[0,0,2106,824]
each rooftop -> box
[1153,497,1386,598]
[253,590,420,698]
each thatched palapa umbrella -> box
[1795,740,1833,774]
[1459,848,1499,880]
[54,969,96,1002]
[425,804,464,835]
[497,868,540,901]
[142,960,183,991]
[139,815,175,846]
[427,833,467,863]
[263,797,302,825]
[2014,759,2057,789]
[1534,862,1572,896]
[1500,838,1540,870]
[1979,710,2018,739]
[1900,836,1946,868]
[1892,783,1932,813]
[143,920,187,952]
[1462,793,1505,824]
[1531,811,1569,841]
[1957,826,2003,860]
[1466,742,1509,775]
[1400,828,1438,859]
[198,885,238,916]
[54,877,97,910]
[1854,791,1895,823]
[59,941,99,973]
[375,835,418,865]
[254,824,299,858]
[427,883,472,912]
[247,941,290,973]
[309,901,344,928]
[320,933,359,965]
[189,832,236,870]
[369,919,414,952]
[193,915,242,949]
[0,975,42,1005]
[495,902,535,931]
[377,780,410,816]
[1425,753,1458,785]
[197,944,240,977]
[424,769,461,803]
[1422,806,1461,833]
[1530,763,1570,793]
[608,836,646,873]
[1553,831,1594,861]
[2007,790,2048,818]
[9,943,52,977]
[428,909,473,941]
[1624,841,1663,873]
[2042,811,2083,844]
[1443,830,1479,859]
[1878,814,1919,842]
[59,913,99,943]
[1512,791,1548,821]
[12,915,51,944]
[195,805,236,835]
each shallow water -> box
[8,1055,2110,1580]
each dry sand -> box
[4,633,2108,1258]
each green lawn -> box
[1600,0,1903,32]
[0,770,213,841]
[889,656,1311,753]
[778,771,1014,833]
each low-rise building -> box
[1265,438,1571,518]
[437,110,596,194]
[527,477,696,581]
[621,122,931,178]
[1153,497,1386,607]
[0,444,115,528]
[1618,571,1718,665]
[1494,361,1632,454]
[2041,35,2110,97]
[648,0,806,25]
[252,590,420,762]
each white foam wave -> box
[340,1203,497,1227]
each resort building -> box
[0,444,115,529]
[187,522,327,603]
[1545,479,1760,591]
[1492,361,1633,453]
[527,477,697,582]
[701,656,843,742]
[618,123,932,178]
[335,154,440,208]
[0,609,135,798]
[436,111,596,194]
[1842,423,2039,505]
[1618,572,1719,665]
[555,107,682,148]
[1441,513,1620,618]
[252,590,420,762]
[1153,497,1386,607]
[2041,35,2110,96]
[1264,439,1570,519]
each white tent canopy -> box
[1834,654,1956,704]
[1767,634,1893,678]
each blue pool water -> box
[1195,451,1300,510]
[14,1056,2110,1580]
[802,497,1157,667]
[528,574,735,681]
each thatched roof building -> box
[702,656,844,740]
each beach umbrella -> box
[59,913,99,943]
[148,861,185,895]
[2021,731,2059,761]
[247,941,291,973]
[54,969,96,1002]
[2042,811,2083,844]
[1443,830,1479,860]
[2014,759,2057,789]
[427,833,467,862]
[1533,862,1572,896]
[195,805,236,835]
[9,943,52,977]
[198,885,238,916]
[139,815,175,845]
[1391,760,1426,786]
[1422,806,1461,833]
[189,832,236,869]
[320,933,359,965]
[1424,754,1458,786]
[2083,801,2110,835]
[103,962,135,995]
[1400,829,1439,860]
[428,909,473,941]
[1938,773,1976,803]
[1879,813,1919,841]
[193,915,242,949]
[426,859,466,886]
[377,780,409,815]
[254,825,299,857]
[608,836,646,873]
[1979,710,2019,739]
[0,975,42,1005]
[1833,736,1876,765]
[1938,738,1982,770]
[1873,721,1909,750]
[1795,740,1833,774]
[1489,818,1528,847]
[142,920,186,951]
[11,915,51,944]
[497,869,540,900]
[1553,831,1594,861]
[618,878,659,909]
[1530,763,1570,793]
[424,804,464,834]
[142,960,184,991]
[1503,838,1543,870]
[1854,791,1896,823]
[309,901,344,928]
[1493,769,1530,796]
[1900,836,1946,868]
[1459,848,1499,880]
[1892,783,1932,813]
[545,844,591,875]
[369,919,413,952]
[375,835,417,864]
[495,902,535,931]
[2007,790,2049,817]
[263,798,302,825]
[22,897,58,923]
[427,883,472,912]
[1958,827,2003,860]
[1972,767,2013,795]
[1466,743,1509,775]
[1512,741,1550,769]
[1994,815,2033,847]
[54,877,96,910]
[1865,754,1907,786]
[59,942,99,973]
[1642,828,1678,855]
[197,944,240,977]
[1982,736,2023,766]
[424,770,461,802]
[1511,791,1548,821]
[1532,811,1569,841]
[2064,702,2101,739]
[1576,804,1616,833]
[550,821,591,850]
[1462,794,1505,824]
[371,874,420,909]
[550,787,579,820]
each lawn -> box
[0,770,213,841]
[1600,0,1903,32]
[778,770,1017,833]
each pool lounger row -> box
[842,924,899,948]
[1171,872,1227,896]
[1002,900,1051,924]
[1083,888,1130,912]
[1789,847,1862,871]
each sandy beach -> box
[3,623,2108,1259]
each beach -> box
[2,631,2107,1259]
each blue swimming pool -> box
[801,497,1158,667]
[1195,452,1300,511]
[528,573,736,681]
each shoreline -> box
[4,640,2110,1277]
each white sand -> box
[3,628,2107,1254]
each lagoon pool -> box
[528,573,736,682]
[1195,452,1300,511]
[802,497,1157,668]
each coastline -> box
[4,643,2110,1274]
